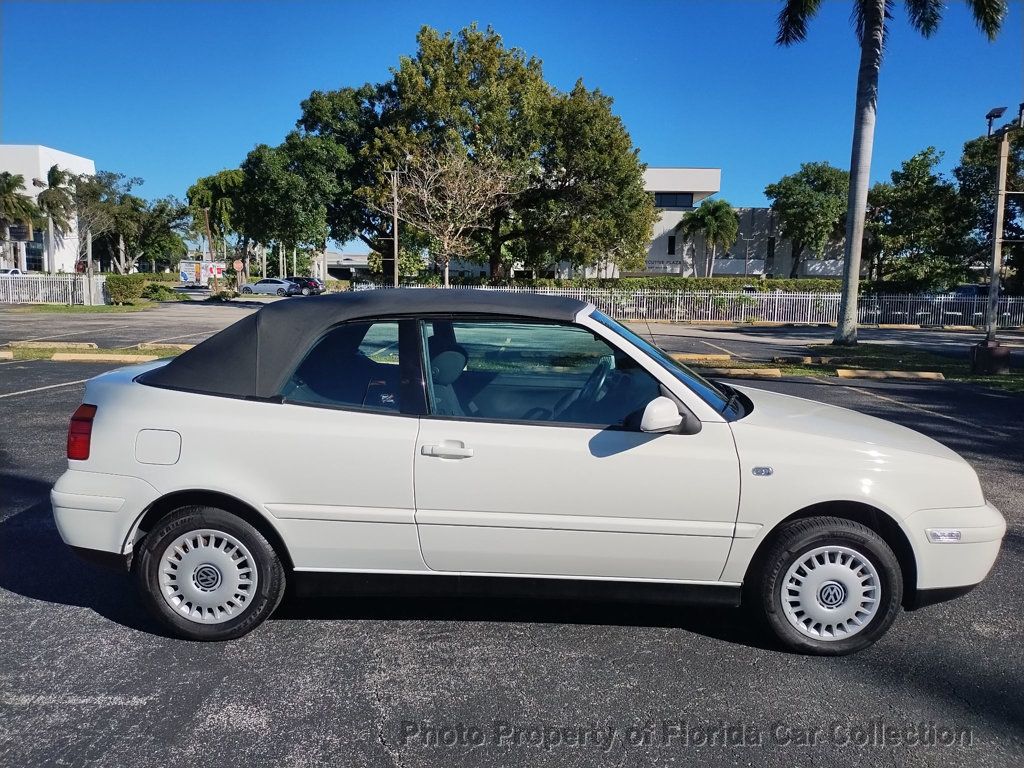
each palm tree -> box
[36,165,74,272]
[0,172,39,271]
[676,198,739,277]
[777,0,1006,345]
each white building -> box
[0,144,96,273]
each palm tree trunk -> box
[708,243,716,277]
[46,215,55,273]
[834,0,884,346]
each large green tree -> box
[954,131,1024,293]
[764,162,849,278]
[777,0,1006,344]
[294,24,653,279]
[865,148,969,290]
[675,198,740,277]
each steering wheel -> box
[578,356,613,405]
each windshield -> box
[590,310,732,413]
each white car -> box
[0,267,25,275]
[52,290,1005,653]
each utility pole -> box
[292,247,296,277]
[391,168,400,288]
[972,103,1023,374]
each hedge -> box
[105,274,150,305]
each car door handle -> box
[421,444,475,459]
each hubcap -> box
[780,545,880,641]
[158,529,258,624]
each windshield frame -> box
[589,310,742,417]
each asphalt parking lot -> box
[1,318,1023,767]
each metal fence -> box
[0,275,107,306]
[360,284,1024,328]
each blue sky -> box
[2,0,1022,214]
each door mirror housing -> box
[640,396,685,433]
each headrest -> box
[429,338,468,386]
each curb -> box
[0,350,11,360]
[51,353,159,363]
[701,367,782,379]
[671,353,732,362]
[772,355,836,365]
[135,343,195,351]
[835,369,945,381]
[9,340,98,349]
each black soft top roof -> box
[138,288,591,399]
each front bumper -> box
[51,470,160,555]
[906,501,1006,591]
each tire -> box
[276,288,286,296]
[752,516,902,655]
[301,287,311,296]
[134,506,286,641]
[241,287,252,294]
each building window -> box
[667,235,676,256]
[654,192,694,209]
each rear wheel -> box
[753,516,902,655]
[134,506,286,641]
[276,287,286,296]
[301,287,311,296]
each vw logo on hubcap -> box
[817,581,847,608]
[193,564,222,592]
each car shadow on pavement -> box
[0,472,170,637]
[274,576,781,652]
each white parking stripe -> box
[13,325,124,343]
[0,379,90,399]
[141,331,213,345]
[836,382,1014,440]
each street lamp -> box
[971,103,1023,374]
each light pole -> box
[972,103,1023,374]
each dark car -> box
[286,276,323,296]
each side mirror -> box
[640,396,684,433]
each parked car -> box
[52,290,1004,653]
[285,276,323,296]
[0,268,25,276]
[239,278,300,296]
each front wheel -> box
[752,516,902,655]
[134,506,286,641]
[241,287,253,294]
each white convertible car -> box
[52,290,1005,654]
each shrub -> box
[141,283,184,302]
[324,279,351,293]
[105,274,149,305]
[206,290,239,302]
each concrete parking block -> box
[9,340,98,349]
[51,353,158,363]
[135,343,195,351]
[0,350,11,360]
[701,367,782,378]
[672,353,732,362]
[836,368,945,381]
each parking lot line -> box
[837,382,1014,440]
[13,325,125,344]
[0,379,91,399]
[141,331,216,345]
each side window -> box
[421,319,662,429]
[281,321,401,412]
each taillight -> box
[67,404,97,461]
